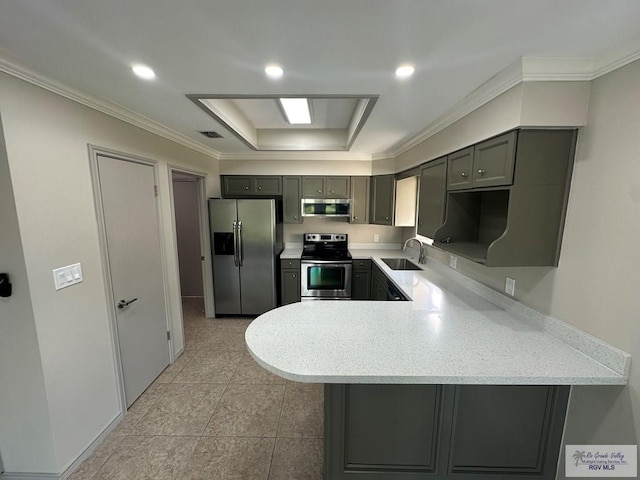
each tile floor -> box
[70,297,324,479]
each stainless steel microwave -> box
[301,198,351,217]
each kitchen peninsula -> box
[246,251,630,480]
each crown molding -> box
[219,150,372,161]
[380,44,640,159]
[0,56,221,160]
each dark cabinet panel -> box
[280,268,300,305]
[325,384,570,480]
[370,175,395,225]
[326,176,350,198]
[302,176,351,199]
[472,131,516,188]
[417,157,447,239]
[447,147,473,191]
[254,176,282,195]
[221,175,282,197]
[283,176,302,224]
[351,271,371,300]
[326,384,446,479]
[350,176,369,224]
[302,177,325,198]
[223,176,252,196]
[449,385,569,477]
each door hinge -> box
[167,331,171,341]
[154,185,158,197]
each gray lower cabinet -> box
[417,157,447,238]
[280,259,300,305]
[283,176,302,224]
[350,176,370,224]
[370,175,395,225]
[370,262,388,300]
[325,384,570,480]
[351,259,372,300]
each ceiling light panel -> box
[395,64,415,78]
[279,98,312,124]
[265,64,284,78]
[131,64,156,80]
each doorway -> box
[169,169,212,330]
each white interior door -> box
[97,154,169,407]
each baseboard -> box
[2,412,124,480]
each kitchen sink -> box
[381,258,422,270]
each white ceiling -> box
[1,1,640,159]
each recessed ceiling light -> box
[131,64,156,80]
[395,64,415,78]
[279,98,311,124]
[265,64,284,78]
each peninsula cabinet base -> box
[324,384,570,480]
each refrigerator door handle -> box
[232,220,239,267]
[237,221,243,266]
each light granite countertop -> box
[249,248,630,385]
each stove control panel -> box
[304,233,347,243]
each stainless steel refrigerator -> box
[209,199,283,316]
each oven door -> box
[301,261,352,299]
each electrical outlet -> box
[373,234,380,243]
[505,277,516,296]
[449,255,457,269]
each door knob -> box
[117,298,138,309]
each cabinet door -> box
[222,176,252,197]
[417,157,447,239]
[448,385,569,477]
[302,177,325,198]
[254,176,282,195]
[280,269,301,305]
[370,175,395,225]
[282,177,302,224]
[351,271,371,300]
[447,147,474,191]
[326,176,350,198]
[350,176,369,224]
[472,131,516,188]
[326,384,445,479]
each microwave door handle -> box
[232,221,239,267]
[237,221,243,267]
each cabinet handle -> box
[292,274,296,278]
[356,274,360,278]
[293,216,297,220]
[385,216,389,220]
[258,186,262,190]
[460,172,468,178]
[354,216,358,220]
[477,169,486,175]
[317,190,322,193]
[244,186,249,190]
[330,190,335,193]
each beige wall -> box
[408,63,640,473]
[0,72,219,474]
[284,218,403,245]
[0,112,57,473]
[219,158,372,176]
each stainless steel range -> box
[301,233,352,300]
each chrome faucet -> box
[402,237,427,264]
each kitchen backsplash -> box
[284,217,407,244]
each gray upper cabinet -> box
[222,176,252,196]
[447,147,473,191]
[446,132,516,191]
[472,131,516,188]
[417,157,447,239]
[369,175,395,225]
[221,175,282,197]
[434,129,577,266]
[350,176,369,224]
[302,176,350,198]
[283,176,302,224]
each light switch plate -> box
[53,263,83,290]
[505,277,516,296]
[449,255,458,269]
[373,234,380,243]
